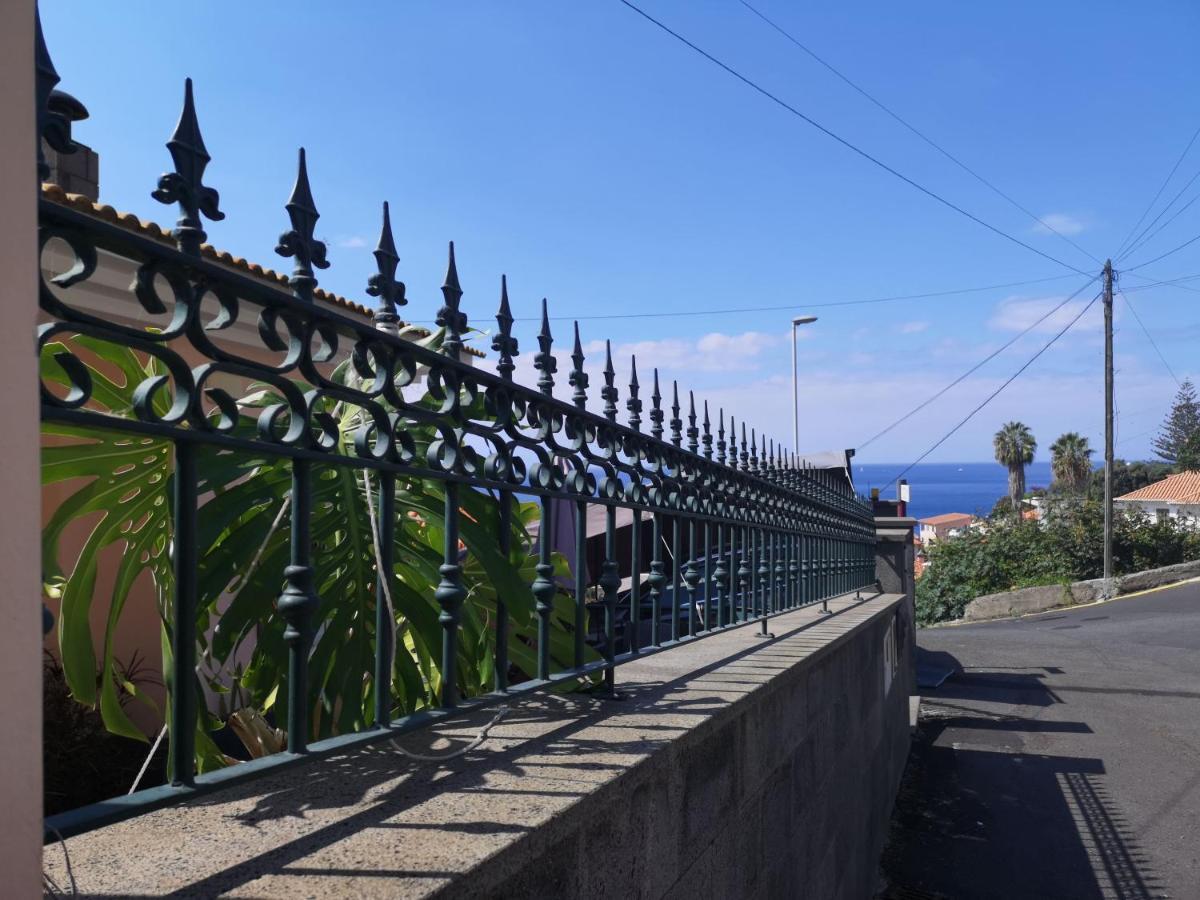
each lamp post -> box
[791,315,818,453]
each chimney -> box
[42,89,99,200]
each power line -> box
[507,272,1079,323]
[614,0,1093,277]
[1118,177,1200,262]
[887,289,1102,485]
[858,275,1099,450]
[1122,270,1200,295]
[1125,230,1200,272]
[1116,425,1159,448]
[734,0,1102,267]
[1115,121,1200,259]
[1119,290,1181,386]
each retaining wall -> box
[45,592,914,899]
[961,559,1200,623]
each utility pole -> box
[1103,259,1114,588]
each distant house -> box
[1114,471,1200,526]
[918,512,975,546]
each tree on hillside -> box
[1089,459,1173,499]
[994,421,1037,511]
[1050,432,1093,494]
[1153,379,1200,465]
[1177,430,1200,473]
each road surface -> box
[879,580,1200,899]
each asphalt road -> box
[879,581,1200,900]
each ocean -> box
[853,461,1055,521]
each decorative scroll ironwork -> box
[34,24,878,840]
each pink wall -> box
[0,1,45,893]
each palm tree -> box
[993,421,1037,512]
[1050,432,1093,494]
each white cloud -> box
[583,330,783,374]
[1033,213,1087,236]
[487,324,1179,463]
[898,321,929,334]
[987,294,1102,334]
[336,235,368,249]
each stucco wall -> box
[0,2,42,895]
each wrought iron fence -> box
[35,12,878,839]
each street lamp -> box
[791,315,818,453]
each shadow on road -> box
[878,655,1163,900]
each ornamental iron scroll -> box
[34,14,879,840]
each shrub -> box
[915,500,1200,625]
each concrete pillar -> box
[874,516,917,696]
[0,1,42,893]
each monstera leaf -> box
[42,331,593,770]
[42,335,175,741]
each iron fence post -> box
[169,439,197,784]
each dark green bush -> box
[915,501,1200,625]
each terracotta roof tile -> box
[919,512,975,526]
[40,182,485,358]
[1115,471,1200,503]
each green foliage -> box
[993,421,1037,511]
[1153,379,1200,464]
[1176,431,1200,473]
[43,334,594,771]
[1087,459,1173,499]
[1049,432,1093,494]
[915,500,1200,625]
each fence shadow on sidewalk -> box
[878,659,1162,900]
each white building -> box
[1114,471,1200,526]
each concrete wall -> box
[0,2,42,895]
[486,595,915,900]
[962,558,1200,623]
[47,592,915,899]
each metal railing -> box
[35,13,877,839]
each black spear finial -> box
[649,368,664,441]
[717,409,727,466]
[437,241,468,357]
[670,381,683,447]
[492,275,518,379]
[686,390,699,454]
[702,401,713,460]
[768,438,775,476]
[534,298,557,396]
[601,340,619,421]
[740,423,749,471]
[569,321,589,409]
[35,8,81,184]
[275,147,329,303]
[152,78,224,255]
[627,355,643,431]
[366,201,406,332]
[750,429,759,473]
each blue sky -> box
[41,1,1200,467]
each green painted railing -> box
[34,10,878,840]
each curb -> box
[926,575,1200,628]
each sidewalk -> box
[878,581,1200,899]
